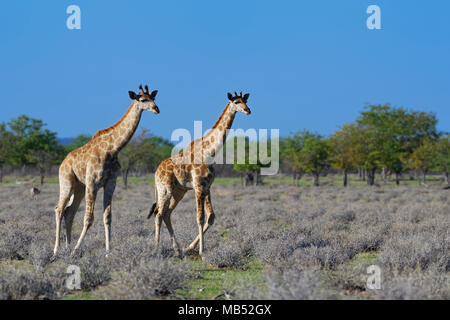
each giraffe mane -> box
[91,101,137,140]
[211,102,231,130]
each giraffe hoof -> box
[183,247,195,256]
[183,248,204,260]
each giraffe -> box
[147,92,251,258]
[52,85,160,258]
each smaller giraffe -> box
[148,92,251,258]
[53,85,160,258]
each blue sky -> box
[1,1,449,141]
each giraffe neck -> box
[203,102,236,158]
[93,101,143,155]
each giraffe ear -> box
[150,90,158,100]
[129,91,137,100]
[243,93,250,103]
[227,92,233,101]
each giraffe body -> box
[53,85,159,257]
[149,92,251,257]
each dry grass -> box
[0,178,448,299]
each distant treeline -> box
[220,103,449,187]
[0,116,174,186]
[278,104,449,186]
[1,103,449,187]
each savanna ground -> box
[0,174,448,300]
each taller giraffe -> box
[53,85,160,257]
[148,92,251,257]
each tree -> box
[356,104,398,185]
[397,110,439,154]
[0,123,19,183]
[397,109,439,181]
[4,116,64,182]
[7,116,44,167]
[329,123,359,186]
[297,132,330,186]
[8,115,45,138]
[228,135,277,187]
[231,137,263,187]
[64,134,91,154]
[280,131,313,186]
[434,135,450,185]
[143,135,175,172]
[27,129,64,184]
[119,138,140,189]
[354,104,439,186]
[409,137,437,185]
[119,129,173,188]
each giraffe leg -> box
[53,177,74,257]
[162,188,185,257]
[53,172,76,257]
[193,186,206,257]
[155,188,170,250]
[162,214,181,257]
[103,177,117,255]
[186,190,214,251]
[72,182,97,255]
[64,183,85,249]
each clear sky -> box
[1,0,449,141]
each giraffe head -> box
[227,92,251,115]
[128,85,160,114]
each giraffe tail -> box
[147,182,158,219]
[147,203,157,219]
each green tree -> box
[357,104,396,185]
[27,129,64,184]
[119,129,173,188]
[434,135,450,185]
[64,134,91,154]
[297,132,330,186]
[231,137,263,186]
[280,131,313,186]
[143,135,175,172]
[354,104,438,185]
[0,123,19,183]
[397,109,439,181]
[6,115,64,182]
[8,115,45,138]
[227,135,277,187]
[410,137,437,185]
[119,138,141,189]
[7,115,45,166]
[329,123,359,186]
